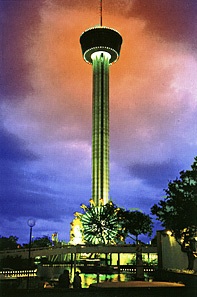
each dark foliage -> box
[151,156,197,269]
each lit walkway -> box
[90,281,185,288]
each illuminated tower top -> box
[80,26,122,65]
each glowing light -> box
[89,199,95,206]
[168,234,177,247]
[70,217,83,245]
[83,46,119,65]
[166,230,172,236]
[91,51,111,61]
[74,212,82,217]
[80,204,88,211]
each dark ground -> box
[1,287,197,297]
[1,269,196,296]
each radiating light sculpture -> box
[80,201,121,244]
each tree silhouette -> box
[123,211,153,244]
[0,236,19,250]
[26,236,52,248]
[151,156,197,270]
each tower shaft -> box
[92,53,109,205]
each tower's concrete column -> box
[92,52,110,205]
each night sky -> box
[0,0,197,244]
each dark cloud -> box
[0,0,43,98]
[0,127,38,219]
[128,161,180,188]
[0,156,68,222]
[0,128,38,162]
[0,188,63,220]
[0,126,76,223]
[130,0,197,49]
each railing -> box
[0,246,56,256]
[0,266,156,279]
[0,244,158,259]
[0,269,37,278]
[120,266,156,272]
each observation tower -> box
[80,5,122,206]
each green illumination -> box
[92,52,110,205]
[81,202,121,244]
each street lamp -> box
[27,218,35,289]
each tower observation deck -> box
[80,27,122,206]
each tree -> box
[151,157,197,270]
[23,235,52,248]
[123,211,153,244]
[31,236,52,248]
[0,236,19,250]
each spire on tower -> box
[100,0,103,26]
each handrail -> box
[0,269,37,278]
[0,244,157,259]
[0,243,156,253]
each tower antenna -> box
[100,0,102,26]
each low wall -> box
[153,269,197,287]
[158,232,197,271]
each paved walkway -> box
[90,281,185,288]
